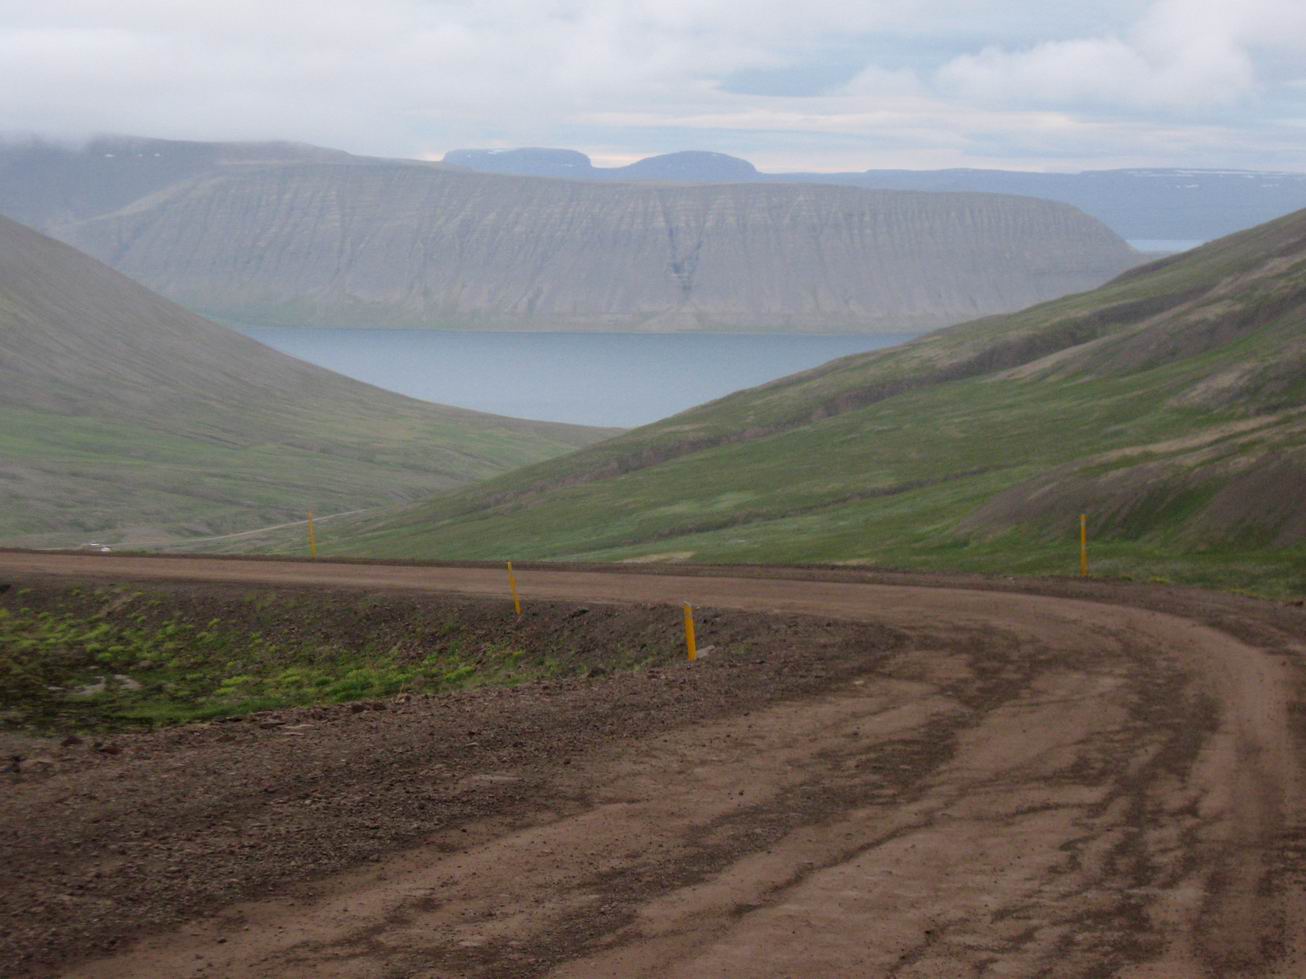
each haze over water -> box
[237,329,918,428]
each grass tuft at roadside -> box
[0,580,775,734]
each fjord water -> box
[1126,239,1205,253]
[236,329,919,427]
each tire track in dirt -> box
[2,552,1303,977]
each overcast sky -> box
[2,0,1304,172]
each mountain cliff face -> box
[52,161,1138,332]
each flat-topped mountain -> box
[0,136,1138,333]
[0,214,608,546]
[47,163,1138,333]
[443,148,759,183]
[443,147,1306,242]
[307,208,1306,595]
[441,148,600,180]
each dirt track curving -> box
[2,551,1305,977]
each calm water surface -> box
[1127,239,1205,253]
[237,328,918,428]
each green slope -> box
[0,216,611,546]
[284,209,1306,596]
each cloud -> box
[937,0,1305,111]
[839,66,925,99]
[0,1,1302,171]
[577,97,1278,174]
[938,37,1250,109]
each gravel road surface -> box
[2,551,1303,977]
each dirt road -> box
[3,551,1305,977]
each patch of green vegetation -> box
[0,591,625,734]
[0,402,608,547]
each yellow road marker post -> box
[507,561,522,617]
[683,602,698,662]
[1079,513,1088,577]
[307,511,318,560]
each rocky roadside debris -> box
[1,731,131,777]
[0,579,902,976]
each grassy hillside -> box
[0,216,610,547]
[288,210,1306,596]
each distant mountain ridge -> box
[443,148,759,183]
[0,135,1139,334]
[443,147,1306,242]
[0,135,352,230]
